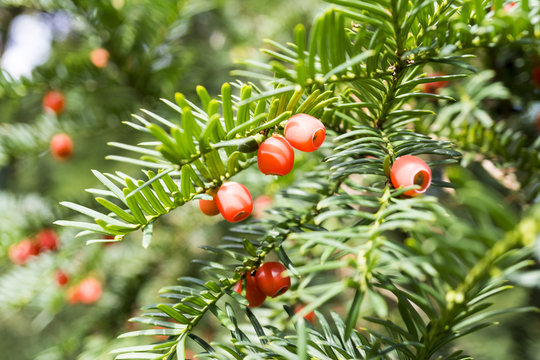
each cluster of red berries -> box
[234,261,291,307]
[66,276,103,304]
[8,229,59,265]
[199,114,326,222]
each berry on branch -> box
[390,155,432,197]
[234,273,266,307]
[255,261,291,298]
[284,114,326,152]
[198,190,220,216]
[257,134,294,176]
[216,182,253,222]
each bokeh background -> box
[1,1,539,359]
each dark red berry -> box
[255,262,291,298]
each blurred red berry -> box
[50,133,74,161]
[504,2,516,11]
[8,239,39,265]
[42,90,65,114]
[68,277,102,304]
[36,228,59,251]
[253,195,273,219]
[257,135,294,176]
[255,262,291,298]
[294,304,316,324]
[390,155,432,197]
[90,47,110,68]
[284,114,326,152]
[422,73,448,94]
[216,182,253,222]
[55,270,69,286]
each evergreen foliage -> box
[1,0,539,359]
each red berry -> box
[284,114,326,152]
[532,66,540,87]
[76,277,103,304]
[67,287,80,304]
[55,270,69,286]
[50,133,74,160]
[294,304,316,324]
[422,72,448,94]
[42,90,65,114]
[255,262,291,298]
[8,239,39,265]
[245,272,266,307]
[257,135,294,176]
[234,273,266,307]
[36,229,59,251]
[390,155,432,197]
[90,48,110,68]
[216,182,253,223]
[253,195,273,219]
[198,190,220,216]
[504,2,516,11]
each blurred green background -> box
[1,1,539,359]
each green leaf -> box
[344,288,364,340]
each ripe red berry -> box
[234,273,266,307]
[8,239,39,265]
[390,155,432,197]
[55,270,69,286]
[294,304,316,324]
[50,133,74,161]
[255,262,291,298]
[257,135,294,175]
[198,190,220,216]
[36,228,59,251]
[284,114,326,152]
[90,48,110,68]
[422,72,448,94]
[42,90,65,114]
[216,182,253,223]
[75,277,103,304]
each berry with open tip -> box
[390,155,432,197]
[284,114,326,152]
